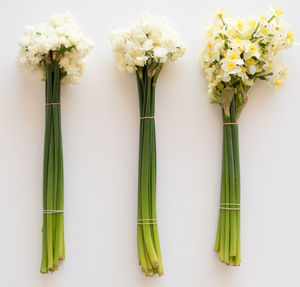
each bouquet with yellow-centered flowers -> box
[110,13,185,276]
[201,8,295,266]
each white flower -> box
[245,58,256,74]
[216,69,231,82]
[225,48,244,65]
[110,13,186,73]
[221,59,241,75]
[244,41,260,59]
[142,39,153,51]
[270,63,288,87]
[153,46,169,63]
[17,13,94,85]
[270,7,283,17]
[235,19,245,33]
[213,8,228,18]
[201,7,294,101]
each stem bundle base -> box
[136,67,163,276]
[40,61,65,273]
[214,97,241,266]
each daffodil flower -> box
[200,7,294,267]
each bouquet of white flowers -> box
[17,13,93,273]
[110,13,185,276]
[201,8,295,266]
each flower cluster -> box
[201,8,295,103]
[110,13,186,73]
[17,13,94,84]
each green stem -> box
[225,114,237,258]
[214,124,226,254]
[52,62,60,269]
[136,67,163,275]
[45,64,54,270]
[40,65,52,274]
[231,97,241,266]
[220,131,226,262]
[140,120,158,266]
[150,82,163,276]
[41,61,65,273]
[46,116,54,270]
[58,83,65,260]
[223,115,230,264]
[216,96,241,266]
[136,73,147,272]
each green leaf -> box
[56,44,76,55]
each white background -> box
[0,0,299,286]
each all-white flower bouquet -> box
[110,13,185,276]
[17,13,93,273]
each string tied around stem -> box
[137,219,157,225]
[140,116,155,120]
[223,122,238,126]
[43,210,64,214]
[45,103,60,106]
[219,203,240,211]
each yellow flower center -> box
[247,58,255,65]
[261,27,268,35]
[246,34,251,39]
[275,8,283,16]
[228,30,233,36]
[260,16,267,22]
[208,51,212,58]
[221,70,225,75]
[236,21,244,30]
[208,42,211,48]
[287,32,296,42]
[227,62,235,71]
[272,49,277,55]
[241,66,247,73]
[236,39,242,44]
[268,62,272,69]
[229,53,238,60]
[234,35,241,39]
[249,44,257,53]
[248,20,256,28]
[275,79,282,87]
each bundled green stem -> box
[40,58,65,273]
[214,91,241,266]
[136,63,163,276]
